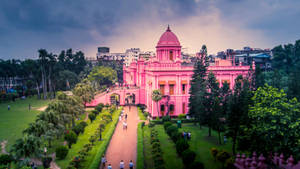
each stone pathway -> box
[37,106,47,111]
[84,111,89,122]
[50,153,61,169]
[101,106,139,169]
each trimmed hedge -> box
[137,107,147,120]
[176,139,189,155]
[182,149,196,165]
[163,122,173,130]
[137,122,144,169]
[56,146,69,160]
[87,107,122,169]
[151,119,197,124]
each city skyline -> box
[0,0,300,59]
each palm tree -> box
[38,49,49,100]
[151,90,162,118]
[10,135,43,161]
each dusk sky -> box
[1,0,300,60]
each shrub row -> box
[163,122,204,169]
[210,148,234,169]
[150,128,165,169]
[136,104,148,118]
[88,107,122,169]
[151,119,197,125]
[137,107,147,120]
[65,121,89,150]
[137,122,144,169]
[72,121,88,135]
[67,106,115,169]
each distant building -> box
[0,77,26,91]
[96,47,126,61]
[124,48,141,66]
[98,47,109,53]
[139,52,153,61]
[215,47,272,70]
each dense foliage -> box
[0,48,87,102]
[240,84,300,159]
[55,146,69,160]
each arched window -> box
[160,104,165,115]
[170,104,174,114]
[169,51,173,61]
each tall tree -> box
[88,66,117,88]
[189,45,209,128]
[203,71,220,137]
[73,79,95,107]
[254,64,265,89]
[226,75,252,155]
[38,49,49,100]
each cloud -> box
[0,0,299,59]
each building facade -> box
[87,26,252,117]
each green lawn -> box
[0,97,51,151]
[155,125,184,169]
[143,125,155,169]
[179,123,233,169]
[137,122,144,169]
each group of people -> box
[182,131,191,140]
[119,110,128,130]
[102,156,134,169]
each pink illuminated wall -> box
[88,26,252,117]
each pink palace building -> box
[87,26,252,117]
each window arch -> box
[169,51,173,61]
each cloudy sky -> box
[0,0,300,59]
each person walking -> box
[7,105,10,111]
[107,164,112,169]
[125,114,128,121]
[124,122,128,130]
[101,155,107,168]
[123,121,126,130]
[120,160,124,169]
[129,160,134,169]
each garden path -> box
[101,106,139,169]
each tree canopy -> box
[88,66,117,88]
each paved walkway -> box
[101,106,139,169]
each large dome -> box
[156,26,181,47]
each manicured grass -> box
[56,108,121,169]
[0,96,50,150]
[179,123,233,169]
[143,125,155,169]
[137,122,144,169]
[154,125,184,169]
[137,107,147,120]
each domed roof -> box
[157,25,181,47]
